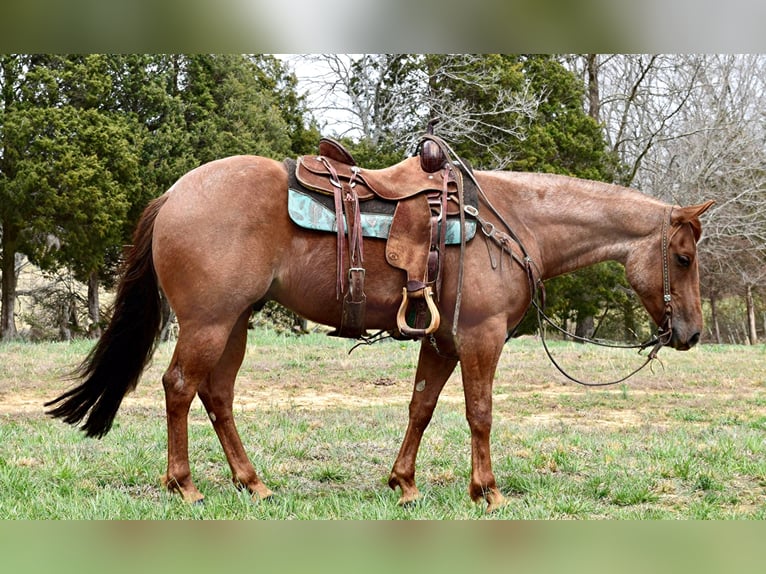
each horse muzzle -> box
[668,327,701,351]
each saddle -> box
[295,135,475,340]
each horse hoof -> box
[397,493,420,508]
[252,492,275,504]
[485,494,507,513]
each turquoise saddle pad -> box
[288,187,477,244]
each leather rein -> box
[464,173,677,387]
[351,137,676,387]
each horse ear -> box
[672,200,715,240]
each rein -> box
[351,138,676,387]
[467,189,675,387]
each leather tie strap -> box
[319,156,346,300]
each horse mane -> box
[482,170,666,214]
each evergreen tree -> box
[1,54,318,340]
[1,55,141,339]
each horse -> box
[45,152,714,511]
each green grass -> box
[1,332,765,519]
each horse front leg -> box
[459,323,507,512]
[388,339,458,505]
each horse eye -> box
[675,254,691,268]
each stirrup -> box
[396,286,440,339]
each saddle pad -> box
[288,188,476,244]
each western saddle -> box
[294,133,474,340]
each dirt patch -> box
[3,339,765,434]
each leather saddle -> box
[294,136,475,340]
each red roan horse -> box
[46,151,713,511]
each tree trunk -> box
[709,292,721,344]
[622,299,636,342]
[159,292,176,342]
[586,54,601,120]
[1,224,19,341]
[745,284,758,345]
[87,270,102,339]
[58,297,75,342]
[574,314,595,342]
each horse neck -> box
[485,172,666,280]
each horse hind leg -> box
[160,320,237,503]
[197,310,273,501]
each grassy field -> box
[1,329,765,519]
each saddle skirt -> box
[297,154,467,214]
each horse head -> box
[626,200,715,351]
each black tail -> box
[45,195,169,438]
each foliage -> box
[251,301,309,335]
[1,55,143,338]
[6,106,139,276]
[538,262,652,342]
[507,55,616,181]
[1,54,318,340]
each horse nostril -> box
[688,332,700,347]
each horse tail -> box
[45,194,169,438]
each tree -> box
[290,54,627,339]
[637,55,766,344]
[1,55,142,340]
[572,54,766,344]
[1,54,318,340]
[292,54,540,168]
[566,54,704,187]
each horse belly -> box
[272,232,404,331]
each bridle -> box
[468,193,679,387]
[653,206,676,355]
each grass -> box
[1,331,765,519]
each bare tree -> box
[568,54,705,187]
[292,54,419,146]
[290,54,540,165]
[640,55,766,344]
[569,54,766,344]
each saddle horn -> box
[420,119,447,173]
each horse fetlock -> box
[485,490,507,513]
[234,475,274,500]
[161,473,204,504]
[251,485,275,501]
[397,492,421,507]
[468,481,506,512]
[389,472,420,505]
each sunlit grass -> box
[1,332,765,519]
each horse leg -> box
[459,322,507,512]
[197,310,273,501]
[388,340,458,505]
[160,322,233,503]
